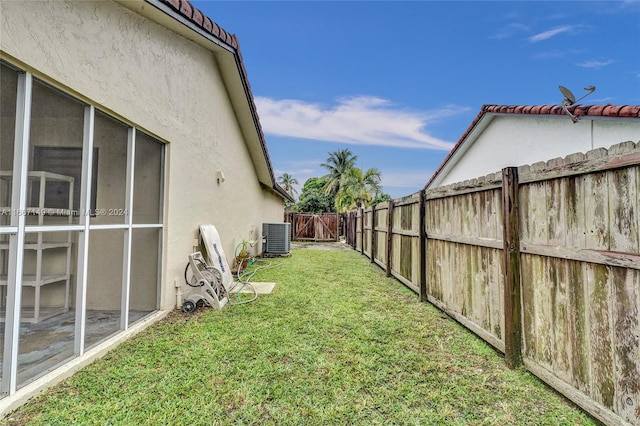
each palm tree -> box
[334,167,382,212]
[277,173,299,199]
[320,149,358,196]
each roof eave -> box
[423,109,495,190]
[117,0,286,200]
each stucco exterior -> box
[0,0,286,412]
[428,113,640,188]
[1,0,285,310]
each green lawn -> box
[4,248,595,425]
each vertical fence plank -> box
[609,165,639,253]
[567,259,591,394]
[502,167,522,368]
[359,207,364,254]
[419,191,427,302]
[587,263,615,410]
[612,267,640,424]
[386,200,393,278]
[370,206,376,263]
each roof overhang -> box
[116,0,286,200]
[425,113,495,190]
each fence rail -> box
[344,141,640,426]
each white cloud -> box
[576,59,614,69]
[528,25,574,42]
[255,96,466,151]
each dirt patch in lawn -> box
[291,241,352,250]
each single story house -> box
[0,0,290,413]
[425,104,640,189]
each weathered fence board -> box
[424,181,506,353]
[373,203,388,267]
[612,268,640,424]
[344,141,640,425]
[385,194,421,292]
[365,208,372,257]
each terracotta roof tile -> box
[166,0,180,10]
[550,105,564,115]
[192,7,204,26]
[203,16,213,33]
[619,105,640,117]
[586,105,606,116]
[178,0,192,18]
[603,105,622,116]
[211,22,220,38]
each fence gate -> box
[288,213,339,241]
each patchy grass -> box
[4,248,595,425]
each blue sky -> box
[192,1,640,199]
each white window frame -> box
[0,66,164,396]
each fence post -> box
[419,190,427,303]
[371,206,376,263]
[386,200,393,277]
[351,212,356,249]
[359,207,365,254]
[502,167,522,368]
[288,213,294,242]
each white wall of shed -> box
[435,115,640,187]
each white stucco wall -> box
[1,0,285,310]
[434,115,640,187]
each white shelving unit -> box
[0,170,74,323]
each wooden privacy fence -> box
[286,212,339,241]
[346,141,640,426]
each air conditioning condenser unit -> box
[262,222,291,255]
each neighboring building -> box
[425,104,640,189]
[0,0,291,412]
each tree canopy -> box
[290,149,391,213]
[320,148,357,197]
[294,177,334,213]
[334,167,382,212]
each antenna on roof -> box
[559,85,596,123]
